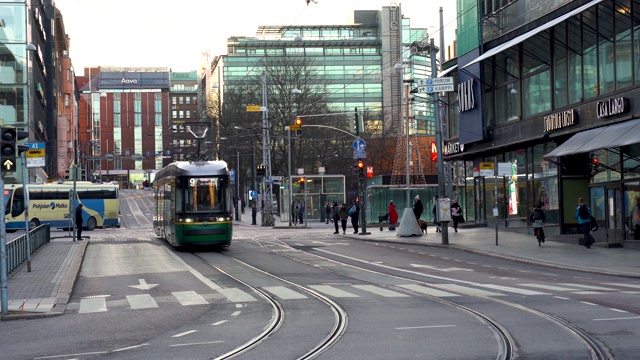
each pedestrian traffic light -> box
[299,176,305,190]
[0,126,27,173]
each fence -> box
[6,225,50,274]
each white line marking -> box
[127,294,158,310]
[231,311,241,317]
[398,284,459,297]
[609,308,628,313]
[572,291,603,295]
[172,330,197,338]
[262,286,307,300]
[235,303,244,308]
[79,298,107,313]
[477,284,548,295]
[112,343,149,352]
[519,283,580,291]
[171,341,224,347]
[581,301,598,306]
[554,296,570,300]
[212,320,228,326]
[439,284,505,297]
[396,325,456,330]
[559,283,616,291]
[603,283,640,289]
[593,316,640,321]
[217,288,257,302]
[172,291,208,306]
[34,352,108,359]
[351,285,409,297]
[163,248,222,290]
[309,285,360,298]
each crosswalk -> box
[72,282,639,314]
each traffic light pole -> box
[21,152,31,272]
[0,177,7,314]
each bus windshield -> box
[3,189,12,215]
[181,177,227,214]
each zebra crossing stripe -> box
[173,291,208,306]
[478,284,548,295]
[519,283,582,291]
[308,285,360,298]
[398,284,460,297]
[217,288,257,302]
[79,297,107,313]
[439,284,505,297]
[351,285,409,297]
[127,294,158,309]
[262,286,308,300]
[603,283,640,289]
[558,283,616,291]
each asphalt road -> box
[2,189,639,359]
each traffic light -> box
[256,164,266,176]
[298,176,305,190]
[1,126,28,173]
[294,117,302,136]
[353,159,365,179]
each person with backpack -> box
[349,200,360,234]
[529,201,546,245]
[338,203,349,234]
[575,197,593,248]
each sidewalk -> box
[3,219,639,320]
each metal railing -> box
[6,225,50,274]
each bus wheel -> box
[87,217,97,231]
[29,219,40,229]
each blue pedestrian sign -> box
[353,138,366,151]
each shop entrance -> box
[606,185,624,244]
[474,176,487,223]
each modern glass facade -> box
[445,0,640,247]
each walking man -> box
[75,203,84,241]
[575,197,593,248]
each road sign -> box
[353,150,366,159]
[271,175,284,181]
[25,142,45,168]
[246,105,261,112]
[289,124,301,131]
[479,162,494,177]
[418,84,455,93]
[353,138,366,151]
[416,77,454,87]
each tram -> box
[152,160,233,248]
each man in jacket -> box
[350,200,360,234]
[75,203,84,241]
[575,197,593,248]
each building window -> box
[186,110,191,118]
[135,113,141,126]
[155,113,162,126]
[185,96,190,104]
[179,97,184,104]
[172,96,177,105]
[179,111,184,118]
[64,94,70,107]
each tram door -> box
[474,176,487,223]
[606,185,624,243]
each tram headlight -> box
[178,218,195,222]
[217,217,231,222]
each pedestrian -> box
[251,203,257,225]
[298,201,305,224]
[338,203,349,234]
[332,201,340,234]
[575,197,593,248]
[529,201,546,244]
[413,195,424,222]
[432,196,441,233]
[292,203,298,225]
[632,198,640,240]
[241,199,245,214]
[325,203,332,224]
[75,203,84,241]
[450,199,463,233]
[349,200,360,234]
[387,200,398,231]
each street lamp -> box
[233,126,256,207]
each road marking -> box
[572,291,604,295]
[603,283,640,289]
[396,325,456,330]
[171,341,224,347]
[163,248,222,290]
[79,297,107,313]
[410,264,472,272]
[173,291,208,306]
[554,296,571,300]
[172,330,197,338]
[34,351,108,359]
[309,285,360,297]
[519,283,581,291]
[212,320,228,326]
[127,294,158,309]
[439,284,505,297]
[593,316,640,321]
[581,301,598,306]
[559,283,616,291]
[609,308,628,313]
[351,285,409,297]
[113,344,149,352]
[263,286,308,300]
[217,288,257,302]
[231,311,241,317]
[477,284,547,295]
[398,284,459,297]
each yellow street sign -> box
[26,149,45,158]
[289,125,301,131]
[479,162,494,169]
[246,105,261,112]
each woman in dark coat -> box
[450,199,463,233]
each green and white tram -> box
[153,161,233,247]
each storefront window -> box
[583,7,599,99]
[567,17,583,104]
[505,150,526,217]
[615,0,633,89]
[554,22,568,108]
[523,71,551,117]
[623,144,640,180]
[531,144,559,224]
[592,149,622,183]
[598,3,615,95]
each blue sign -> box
[230,170,235,184]
[250,190,258,200]
[26,142,45,149]
[353,138,366,151]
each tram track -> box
[251,234,611,360]
[194,250,348,360]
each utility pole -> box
[432,38,449,245]
[261,73,274,226]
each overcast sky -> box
[54,0,458,73]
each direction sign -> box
[353,150,366,159]
[418,84,455,93]
[246,105,261,112]
[416,77,453,87]
[353,138,366,151]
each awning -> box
[544,119,640,158]
[461,0,604,70]
[439,65,457,77]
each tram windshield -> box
[180,176,227,214]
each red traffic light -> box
[593,158,599,164]
[357,160,364,169]
[299,177,305,183]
